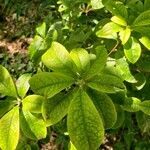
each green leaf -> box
[67,89,104,150]
[36,22,46,38]
[28,35,47,63]
[144,0,150,11]
[139,100,150,115]
[88,90,117,129]
[0,65,17,97]
[0,106,19,150]
[29,72,74,98]
[42,42,76,76]
[91,0,104,10]
[96,22,122,39]
[119,27,131,45]
[20,110,47,140]
[122,97,141,112]
[42,90,76,126]
[139,36,150,50]
[133,25,150,37]
[103,0,128,19]
[124,37,141,64]
[133,10,150,26]
[112,105,125,129]
[22,95,45,113]
[133,73,146,90]
[111,16,127,26]
[136,111,150,134]
[70,48,90,75]
[87,74,125,93]
[0,98,16,118]
[16,74,31,98]
[116,58,137,83]
[86,46,107,78]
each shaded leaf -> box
[42,90,76,126]
[112,105,125,129]
[86,46,107,78]
[122,97,141,112]
[133,10,150,26]
[88,89,117,129]
[139,100,150,115]
[0,98,16,118]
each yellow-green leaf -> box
[124,37,141,64]
[139,36,150,50]
[119,27,131,45]
[67,89,104,150]
[0,106,19,150]
[0,65,17,97]
[42,42,76,76]
[111,16,127,26]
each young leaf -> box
[91,0,104,10]
[70,48,90,75]
[139,36,150,50]
[43,90,76,126]
[133,10,150,26]
[67,89,104,150]
[28,35,47,63]
[96,22,122,39]
[116,58,137,83]
[119,27,131,45]
[36,22,46,38]
[29,72,74,98]
[111,16,127,26]
[0,65,17,97]
[122,97,141,112]
[87,74,125,93]
[124,37,141,64]
[88,90,117,129]
[86,46,107,78]
[20,110,47,140]
[22,95,45,113]
[0,106,19,150]
[16,74,31,98]
[139,100,150,115]
[42,42,76,76]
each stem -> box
[108,40,120,56]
